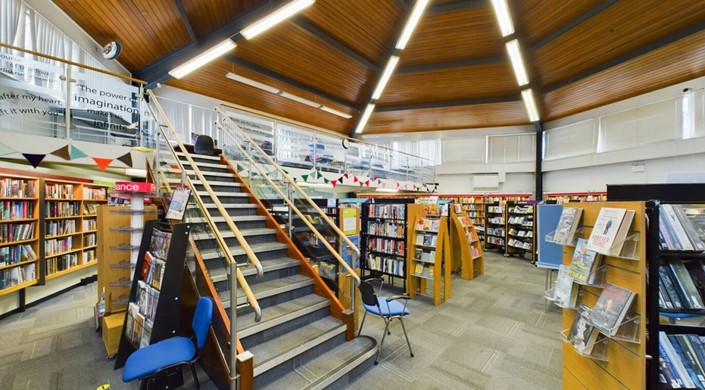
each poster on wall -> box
[340,235,359,271]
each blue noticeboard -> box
[536,204,563,270]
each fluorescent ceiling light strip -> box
[376,188,399,193]
[521,88,539,122]
[371,56,400,100]
[169,40,236,79]
[355,104,375,134]
[506,39,528,86]
[226,72,281,94]
[320,105,352,119]
[279,91,321,108]
[490,0,514,37]
[241,0,315,39]
[395,0,429,50]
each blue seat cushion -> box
[363,297,410,316]
[122,337,196,382]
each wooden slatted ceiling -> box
[302,0,403,64]
[235,21,373,104]
[169,60,353,135]
[380,62,518,105]
[513,0,603,46]
[542,29,705,121]
[54,0,191,71]
[364,101,528,135]
[400,4,505,67]
[532,0,705,88]
[178,0,258,39]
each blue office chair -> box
[358,278,414,364]
[122,297,214,389]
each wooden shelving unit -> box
[0,174,40,295]
[408,215,451,305]
[545,191,607,203]
[505,201,536,262]
[484,203,506,252]
[449,206,483,280]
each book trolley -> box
[449,205,484,280]
[546,201,646,389]
[114,220,192,380]
[408,203,451,306]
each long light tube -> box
[355,104,375,134]
[396,0,429,50]
[490,0,515,37]
[521,88,540,122]
[371,56,399,100]
[169,40,236,79]
[320,105,352,119]
[241,0,315,39]
[279,91,320,108]
[506,39,529,86]
[225,72,280,94]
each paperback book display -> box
[586,207,635,257]
[553,265,579,308]
[590,282,636,336]
[659,204,705,251]
[567,238,602,285]
[553,207,583,245]
[567,305,600,355]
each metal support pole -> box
[533,121,544,200]
[65,67,72,140]
[287,183,293,238]
[230,261,238,390]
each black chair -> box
[194,135,215,156]
[358,278,414,364]
[122,297,214,389]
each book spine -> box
[669,334,705,388]
[659,281,674,309]
[664,205,696,251]
[669,260,704,309]
[688,335,705,385]
[660,266,685,309]
[660,212,680,250]
[673,205,705,251]
[661,332,697,388]
[660,342,686,388]
[674,334,705,387]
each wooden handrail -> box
[215,113,360,287]
[0,43,146,84]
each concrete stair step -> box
[221,274,312,308]
[199,241,288,261]
[208,256,300,283]
[192,227,276,241]
[236,294,330,338]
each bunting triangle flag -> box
[353,176,359,183]
[23,153,45,168]
[92,157,113,171]
[117,152,133,167]
[301,174,309,182]
[331,180,337,188]
[283,169,289,174]
[343,173,349,179]
[413,184,417,190]
[365,180,370,186]
[51,145,71,160]
[317,171,323,179]
[396,182,400,188]
[323,178,330,183]
[338,176,344,184]
[0,142,14,157]
[69,145,89,160]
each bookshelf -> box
[115,221,191,370]
[449,205,483,280]
[484,203,506,252]
[558,201,646,390]
[544,192,607,203]
[0,174,40,295]
[505,201,536,262]
[408,215,451,305]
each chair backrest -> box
[194,135,215,156]
[192,297,214,350]
[359,280,379,308]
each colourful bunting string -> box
[0,142,15,157]
[23,153,45,168]
[364,180,370,186]
[50,145,71,160]
[317,171,323,179]
[69,145,88,159]
[117,152,133,168]
[396,182,400,188]
[343,173,349,179]
[323,178,330,183]
[331,180,337,187]
[92,157,113,171]
[353,176,359,183]
[301,174,309,182]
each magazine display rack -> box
[408,215,451,306]
[114,221,191,370]
[505,201,536,261]
[449,206,483,280]
[560,329,610,362]
[559,201,646,390]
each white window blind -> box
[544,119,596,160]
[598,98,677,152]
[442,137,484,163]
[487,133,535,163]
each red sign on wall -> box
[114,181,156,193]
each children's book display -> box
[408,214,451,306]
[449,204,484,280]
[114,221,191,369]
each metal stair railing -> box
[215,106,362,311]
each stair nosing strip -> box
[237,299,330,339]
[252,323,346,377]
[306,342,378,390]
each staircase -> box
[175,151,377,389]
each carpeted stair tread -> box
[237,294,330,337]
[258,336,377,390]
[250,317,346,376]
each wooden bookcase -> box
[0,174,40,295]
[545,192,607,203]
[408,215,451,305]
[505,201,536,262]
[484,203,506,252]
[560,201,646,390]
[449,206,484,280]
[41,179,109,280]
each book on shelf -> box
[659,265,684,310]
[586,207,635,256]
[659,335,689,388]
[566,305,600,355]
[667,333,705,388]
[667,259,705,310]
[149,229,171,260]
[414,263,423,275]
[567,238,601,284]
[553,265,578,308]
[165,188,191,221]
[553,207,582,244]
[660,204,705,251]
[590,282,636,336]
